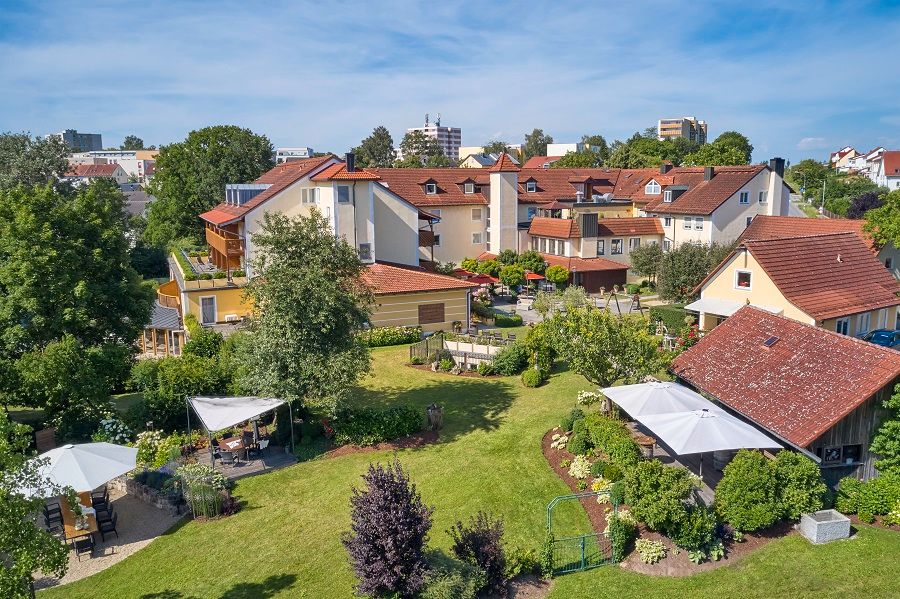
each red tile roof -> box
[67,163,120,177]
[310,163,380,181]
[523,156,563,168]
[488,152,520,172]
[361,262,478,295]
[643,165,768,215]
[541,253,628,273]
[528,217,581,239]
[597,217,664,237]
[738,215,877,253]
[199,155,335,226]
[883,151,900,177]
[372,169,488,206]
[671,306,900,447]
[518,168,620,204]
[719,232,900,321]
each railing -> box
[552,533,612,575]
[205,225,244,256]
[157,280,181,309]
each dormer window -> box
[464,182,474,194]
[425,183,437,195]
[663,190,672,203]
[645,180,661,195]
[526,180,537,193]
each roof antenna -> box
[436,113,441,127]
[424,113,429,126]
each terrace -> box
[169,247,249,291]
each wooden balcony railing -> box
[206,225,243,257]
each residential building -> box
[737,215,900,280]
[546,143,584,156]
[657,117,707,144]
[63,163,128,186]
[671,306,900,484]
[863,146,886,182]
[48,128,102,151]
[275,147,315,163]
[688,231,900,332]
[872,150,900,190]
[70,149,159,183]
[457,144,522,161]
[458,153,519,169]
[401,114,461,161]
[829,146,857,171]
[522,155,563,169]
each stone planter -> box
[800,509,851,544]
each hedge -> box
[648,304,688,332]
[494,313,523,327]
[835,472,900,522]
[583,413,642,467]
[332,405,424,446]
[359,326,422,347]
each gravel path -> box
[34,487,184,590]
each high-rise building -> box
[403,114,461,160]
[657,117,707,145]
[49,129,103,151]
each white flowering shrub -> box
[550,435,569,450]
[568,455,591,480]
[135,430,163,466]
[576,390,603,406]
[92,417,132,444]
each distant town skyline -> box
[1,1,899,163]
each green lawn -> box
[42,347,900,598]
[7,392,145,429]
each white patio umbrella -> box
[28,442,138,496]
[601,381,724,417]
[638,408,781,475]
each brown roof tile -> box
[488,152,520,172]
[523,156,562,168]
[644,165,768,215]
[361,262,477,295]
[528,217,581,239]
[541,253,628,273]
[883,151,900,177]
[597,217,664,237]
[671,306,900,447]
[738,215,877,253]
[372,169,489,207]
[67,163,120,177]
[518,168,621,204]
[310,163,380,181]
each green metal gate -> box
[546,492,615,575]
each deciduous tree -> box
[499,264,525,288]
[544,264,569,286]
[0,132,69,189]
[629,243,663,283]
[657,241,734,303]
[581,134,610,161]
[522,128,554,160]
[397,131,447,167]
[353,126,395,168]
[120,135,145,150]
[483,140,511,155]
[551,150,601,168]
[846,191,883,219]
[516,250,546,274]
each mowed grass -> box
[41,347,900,599]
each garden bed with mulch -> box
[325,430,440,459]
[541,427,789,577]
[847,513,900,531]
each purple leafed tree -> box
[342,460,433,598]
[449,511,508,597]
[847,191,883,219]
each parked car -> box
[859,329,900,348]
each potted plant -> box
[66,489,88,530]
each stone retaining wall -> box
[109,475,182,517]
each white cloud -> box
[797,137,828,150]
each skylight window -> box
[763,336,779,347]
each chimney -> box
[660,162,673,174]
[345,152,355,173]
[768,157,785,178]
[575,191,585,203]
[704,166,715,181]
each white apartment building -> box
[275,147,315,163]
[402,114,461,160]
[70,149,158,183]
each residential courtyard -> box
[41,345,900,599]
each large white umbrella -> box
[31,442,138,495]
[601,381,724,417]
[638,408,781,475]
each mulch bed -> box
[847,513,900,531]
[541,427,790,577]
[324,430,440,459]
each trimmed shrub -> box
[715,449,778,532]
[420,563,486,599]
[477,361,496,376]
[212,271,226,279]
[607,512,637,562]
[566,432,590,456]
[590,459,608,478]
[583,413,641,467]
[521,368,542,388]
[671,505,716,551]
[773,451,826,519]
[625,283,641,295]
[410,355,424,365]
[494,313,523,327]
[560,408,585,433]
[648,304,687,332]
[835,472,900,517]
[333,405,423,446]
[603,464,624,483]
[343,461,433,597]
[439,358,455,372]
[624,460,694,535]
[504,546,539,578]
[359,326,422,348]
[183,327,224,359]
[449,512,508,598]
[609,481,625,507]
[491,342,529,376]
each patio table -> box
[219,436,248,462]
[61,491,98,541]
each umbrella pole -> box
[699,453,703,479]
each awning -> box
[188,396,286,432]
[684,298,782,317]
[525,272,545,281]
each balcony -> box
[206,224,243,256]
[157,279,181,310]
[170,250,248,292]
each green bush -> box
[232,269,246,277]
[671,505,716,551]
[359,326,422,347]
[212,271,226,279]
[567,432,590,456]
[491,342,529,376]
[773,451,826,519]
[560,408,585,433]
[198,273,213,280]
[583,414,641,467]
[521,368,542,388]
[332,405,423,446]
[624,459,694,535]
[835,477,865,513]
[590,459,608,478]
[715,449,778,532]
[420,563,486,599]
[183,328,224,359]
[609,481,625,507]
[439,358,455,372]
[607,512,637,562]
[625,283,641,295]
[477,361,496,376]
[504,546,539,578]
[410,355,424,365]
[603,464,624,483]
[494,313,523,327]
[648,304,687,332]
[835,472,900,517]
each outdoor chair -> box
[73,535,95,560]
[96,504,114,523]
[91,486,107,500]
[99,512,119,542]
[45,501,62,515]
[92,494,109,513]
[44,513,63,534]
[507,333,516,340]
[257,439,270,456]
[220,451,236,467]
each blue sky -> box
[1,0,899,162]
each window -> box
[527,207,537,220]
[418,303,446,325]
[694,217,703,230]
[739,191,749,204]
[471,208,482,221]
[886,257,893,270]
[430,209,441,218]
[596,239,605,255]
[758,190,768,204]
[611,239,623,255]
[358,243,372,260]
[301,188,318,204]
[433,235,441,247]
[664,216,672,227]
[472,232,482,244]
[645,180,661,194]
[842,444,862,464]
[539,238,547,252]
[857,312,872,335]
[746,216,754,227]
[425,183,437,194]
[464,182,474,194]
[683,218,692,230]
[526,180,537,193]
[548,239,557,255]
[337,185,351,203]
[200,296,216,325]
[835,317,850,335]
[877,308,888,329]
[663,190,672,203]
[663,240,672,252]
[629,237,640,252]
[531,237,538,251]
[735,270,752,290]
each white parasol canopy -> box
[601,381,724,417]
[188,396,285,433]
[637,408,781,455]
[31,442,138,495]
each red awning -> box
[468,274,499,285]
[525,272,545,280]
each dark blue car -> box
[859,329,900,348]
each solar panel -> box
[763,336,779,347]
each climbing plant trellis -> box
[546,491,617,575]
